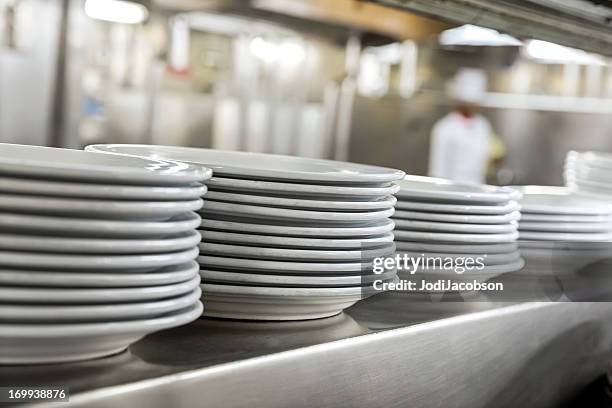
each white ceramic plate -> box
[395,250,521,265]
[207,177,399,199]
[0,288,201,322]
[0,193,203,220]
[416,258,525,278]
[519,230,612,241]
[0,302,202,364]
[85,144,405,184]
[0,230,201,254]
[396,175,518,203]
[393,210,521,224]
[200,269,397,287]
[394,199,520,215]
[513,185,612,215]
[198,242,394,261]
[204,190,397,211]
[0,143,209,185]
[0,176,208,200]
[198,255,372,274]
[566,151,612,171]
[199,230,394,249]
[0,275,200,304]
[0,211,202,237]
[519,213,612,223]
[0,247,199,271]
[200,284,364,320]
[393,219,518,234]
[395,241,519,254]
[200,201,394,223]
[200,218,395,237]
[394,230,519,243]
[519,221,612,233]
[0,261,199,288]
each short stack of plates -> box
[514,185,612,300]
[0,143,209,364]
[515,185,612,242]
[85,145,405,320]
[565,150,612,199]
[392,175,524,290]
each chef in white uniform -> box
[428,68,492,184]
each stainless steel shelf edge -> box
[54,302,612,408]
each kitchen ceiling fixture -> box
[439,24,522,47]
[84,0,149,24]
[523,39,606,65]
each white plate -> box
[0,143,209,185]
[395,250,521,265]
[393,219,517,234]
[198,255,373,274]
[394,230,519,243]
[200,218,395,238]
[571,181,612,197]
[0,261,199,287]
[394,200,520,215]
[200,284,364,320]
[567,151,612,171]
[207,177,399,199]
[0,288,202,322]
[0,247,199,271]
[395,241,519,254]
[200,269,397,287]
[85,144,405,184]
[396,175,518,203]
[200,201,394,223]
[204,190,397,211]
[519,230,612,241]
[199,230,394,249]
[0,230,201,254]
[0,211,202,237]
[393,210,521,224]
[513,185,612,215]
[0,193,203,220]
[0,275,201,303]
[416,258,525,278]
[0,176,208,200]
[519,213,612,223]
[519,221,612,233]
[198,242,394,261]
[0,302,202,364]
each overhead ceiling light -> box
[523,39,606,65]
[84,0,148,24]
[439,24,522,47]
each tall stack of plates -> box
[392,175,524,291]
[85,145,405,320]
[514,185,612,300]
[565,151,612,198]
[0,144,208,364]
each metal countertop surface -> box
[2,288,612,408]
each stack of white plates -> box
[85,145,405,320]
[392,175,524,289]
[565,151,612,199]
[514,185,612,242]
[0,143,209,364]
[515,185,612,299]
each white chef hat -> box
[447,68,488,104]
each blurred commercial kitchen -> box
[3,0,612,185]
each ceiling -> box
[371,0,612,56]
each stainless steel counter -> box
[3,293,612,408]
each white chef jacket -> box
[428,111,492,184]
